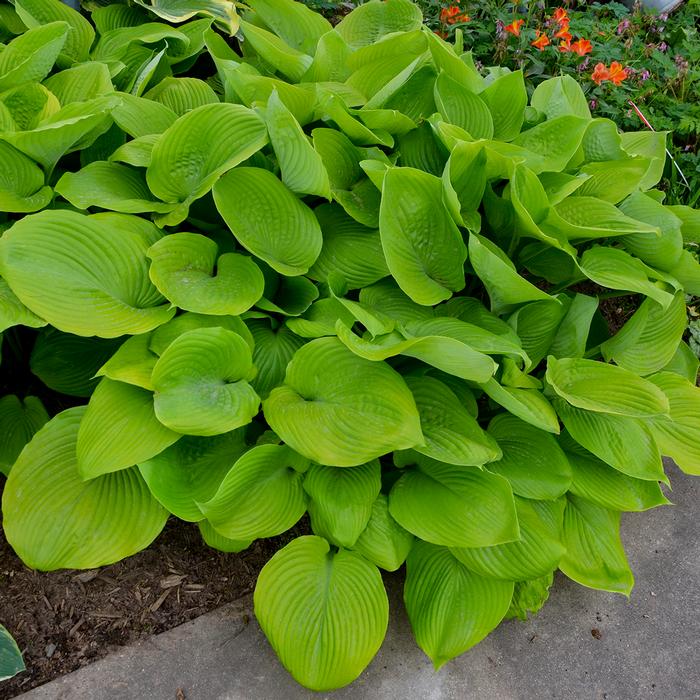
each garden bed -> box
[0,520,306,699]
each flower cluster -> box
[439,5,470,25]
[505,7,593,56]
[591,61,628,86]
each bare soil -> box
[0,517,307,699]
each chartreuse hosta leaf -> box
[77,378,180,479]
[147,233,265,315]
[0,141,52,213]
[0,625,25,681]
[433,71,493,139]
[30,329,122,397]
[546,356,670,418]
[554,399,666,482]
[0,211,174,337]
[481,378,560,434]
[214,167,323,276]
[55,162,176,214]
[352,494,414,571]
[0,21,69,92]
[0,277,45,334]
[246,318,306,399]
[151,327,260,436]
[264,337,423,466]
[469,233,553,314]
[379,167,466,306]
[506,574,554,621]
[246,0,331,55]
[648,372,700,476]
[389,456,519,547]
[601,292,686,376]
[480,70,526,141]
[404,541,514,670]
[146,103,268,213]
[14,0,94,66]
[255,535,389,691]
[264,90,331,199]
[43,62,114,106]
[562,437,670,512]
[0,395,49,477]
[198,519,252,553]
[531,75,590,120]
[309,204,389,289]
[134,0,239,35]
[486,414,571,500]
[198,444,309,539]
[559,495,634,595]
[304,461,381,547]
[139,430,247,521]
[0,95,118,172]
[451,497,566,581]
[3,407,168,571]
[144,77,219,116]
[406,376,501,466]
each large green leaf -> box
[469,233,552,313]
[213,167,323,276]
[554,399,666,482]
[15,0,94,66]
[559,495,634,595]
[336,0,422,49]
[0,141,52,213]
[254,536,388,690]
[304,460,381,547]
[379,166,466,305]
[263,337,423,466]
[139,430,247,521]
[0,211,174,337]
[309,203,389,289]
[240,20,312,82]
[0,395,48,477]
[55,161,176,214]
[480,70,526,141]
[147,233,264,315]
[95,333,158,391]
[146,103,268,209]
[530,75,590,120]
[77,378,181,479]
[151,327,260,436]
[404,541,513,670]
[134,0,239,34]
[389,456,519,547]
[433,71,493,139]
[245,0,331,55]
[0,277,46,333]
[352,494,414,571]
[30,328,122,397]
[648,372,700,475]
[512,115,589,172]
[406,375,501,466]
[546,356,670,418]
[486,413,571,499]
[563,439,670,512]
[601,292,686,376]
[246,317,306,399]
[451,497,566,581]
[481,378,561,434]
[198,444,308,539]
[2,407,168,571]
[264,89,330,198]
[0,21,68,91]
[0,625,25,681]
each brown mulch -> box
[0,517,307,699]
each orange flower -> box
[531,31,550,50]
[553,7,569,23]
[571,38,592,56]
[434,29,449,39]
[558,38,572,52]
[504,19,525,36]
[608,61,628,85]
[440,6,469,24]
[554,24,572,41]
[591,62,610,85]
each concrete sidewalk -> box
[20,464,700,700]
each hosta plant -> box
[1,0,700,691]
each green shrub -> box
[1,0,700,691]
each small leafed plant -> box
[1,0,700,691]
[0,625,24,682]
